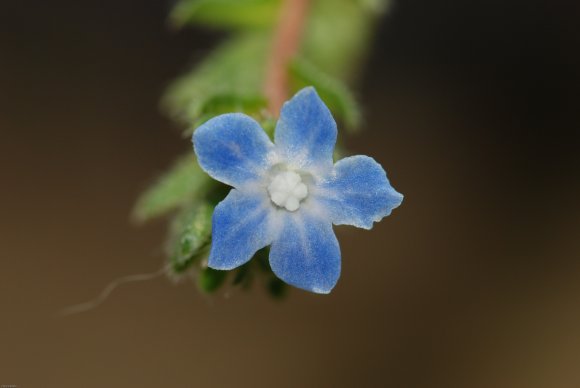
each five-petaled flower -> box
[193,87,403,294]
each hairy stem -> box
[264,0,311,116]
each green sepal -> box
[199,267,228,292]
[267,277,288,299]
[253,247,271,272]
[232,261,254,289]
[168,203,213,273]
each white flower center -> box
[267,171,308,212]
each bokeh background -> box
[1,0,579,387]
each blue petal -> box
[208,189,274,270]
[318,155,403,229]
[274,87,337,172]
[193,113,274,188]
[269,212,340,294]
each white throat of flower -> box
[267,171,308,212]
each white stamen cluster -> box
[267,171,308,212]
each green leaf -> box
[132,155,213,222]
[358,0,392,14]
[301,0,384,81]
[169,203,213,273]
[170,0,282,29]
[199,267,228,292]
[290,56,362,131]
[162,33,270,134]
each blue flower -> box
[193,87,403,294]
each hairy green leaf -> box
[171,0,281,29]
[133,155,213,222]
[162,33,269,134]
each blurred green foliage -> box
[168,203,213,273]
[290,56,361,130]
[162,33,270,135]
[199,267,228,292]
[133,155,213,222]
[135,0,390,297]
[170,0,282,29]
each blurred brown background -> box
[1,0,579,387]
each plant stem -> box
[264,0,311,116]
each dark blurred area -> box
[1,0,579,387]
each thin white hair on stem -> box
[58,264,171,317]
